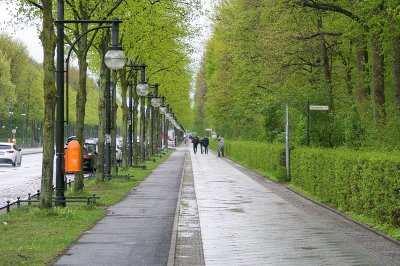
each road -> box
[0,153,43,206]
[0,151,75,208]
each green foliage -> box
[212,139,287,182]
[291,147,400,227]
[196,0,400,151]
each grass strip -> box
[0,150,173,265]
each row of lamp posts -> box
[1,102,28,145]
[55,0,185,206]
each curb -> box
[167,148,187,266]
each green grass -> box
[0,150,173,265]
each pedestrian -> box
[200,137,204,154]
[202,136,209,154]
[217,136,224,157]
[193,135,199,154]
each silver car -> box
[0,142,22,167]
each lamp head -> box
[136,83,150,97]
[159,105,167,115]
[105,46,126,70]
[151,97,162,108]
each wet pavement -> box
[54,144,399,265]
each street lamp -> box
[136,81,150,162]
[105,60,146,168]
[127,63,147,167]
[148,84,162,157]
[55,0,125,205]
[9,101,13,143]
[103,26,126,179]
[21,103,26,146]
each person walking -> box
[193,135,199,154]
[200,137,204,154]
[202,136,209,154]
[217,136,224,157]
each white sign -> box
[309,105,329,111]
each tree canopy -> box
[195,0,400,150]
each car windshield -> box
[0,145,11,150]
[86,144,96,154]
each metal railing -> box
[0,179,98,214]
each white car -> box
[0,142,22,167]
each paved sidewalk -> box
[188,147,400,266]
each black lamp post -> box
[159,98,167,152]
[21,103,26,146]
[136,78,150,163]
[8,101,14,143]
[55,0,125,205]
[126,63,147,167]
[104,22,126,179]
[148,84,162,157]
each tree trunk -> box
[95,33,109,183]
[355,38,369,102]
[371,36,386,121]
[317,17,333,107]
[111,70,118,174]
[393,36,400,108]
[119,71,128,167]
[39,0,57,208]
[146,97,151,160]
[73,21,89,193]
[133,73,139,165]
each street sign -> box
[309,105,329,111]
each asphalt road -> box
[0,153,43,207]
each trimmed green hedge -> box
[210,139,400,227]
[210,139,286,181]
[291,148,400,227]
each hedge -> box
[291,148,400,226]
[210,139,286,181]
[210,139,400,226]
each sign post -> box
[285,104,290,180]
[306,102,330,146]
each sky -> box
[0,1,43,63]
[0,1,215,67]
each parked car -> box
[83,139,98,173]
[0,142,22,167]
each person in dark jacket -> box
[217,136,224,157]
[193,136,199,154]
[202,136,209,154]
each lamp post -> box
[125,63,147,167]
[55,0,125,205]
[149,84,162,157]
[21,103,26,146]
[9,101,14,143]
[105,61,146,168]
[104,21,126,179]
[159,98,167,152]
[136,79,150,162]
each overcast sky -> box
[0,1,214,66]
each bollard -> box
[17,197,20,207]
[37,190,40,200]
[6,200,10,213]
[28,193,31,205]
